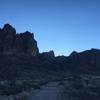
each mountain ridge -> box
[0,24,100,75]
[0,24,100,98]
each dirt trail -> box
[27,82,64,100]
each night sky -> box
[0,0,100,56]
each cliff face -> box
[0,24,39,56]
[0,24,100,75]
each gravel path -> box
[27,82,64,100]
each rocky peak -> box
[3,24,14,30]
[0,24,39,56]
[39,50,55,61]
[70,51,78,56]
[2,24,16,36]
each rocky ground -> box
[0,81,63,100]
[60,74,100,100]
[0,74,100,100]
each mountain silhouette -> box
[0,24,100,98]
[0,24,100,77]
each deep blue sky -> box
[0,0,100,56]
